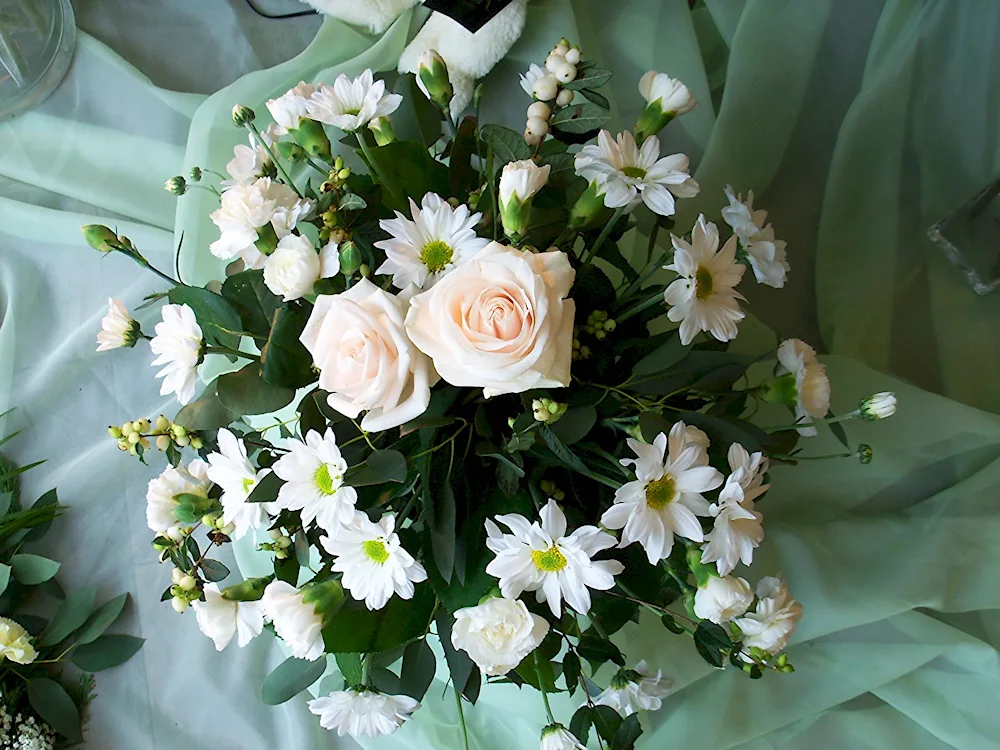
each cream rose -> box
[452,597,549,676]
[300,278,435,431]
[404,242,575,398]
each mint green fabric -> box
[0,0,998,747]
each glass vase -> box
[0,0,76,121]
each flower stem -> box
[535,652,556,724]
[350,418,377,451]
[246,122,303,198]
[765,411,859,433]
[615,292,663,324]
[453,680,470,750]
[774,451,854,461]
[581,205,627,264]
[202,345,260,361]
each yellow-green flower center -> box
[420,240,454,273]
[695,266,714,300]
[531,545,568,573]
[314,463,342,495]
[621,166,647,180]
[242,477,256,494]
[363,539,390,564]
[645,475,676,510]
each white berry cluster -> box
[109,415,203,456]
[524,38,582,146]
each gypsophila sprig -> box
[87,46,897,748]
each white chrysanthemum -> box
[266,81,316,134]
[859,391,897,420]
[593,660,673,716]
[499,159,550,206]
[272,428,358,533]
[146,458,212,533]
[539,724,586,750]
[150,303,203,406]
[452,597,549,676]
[96,298,139,351]
[693,575,754,624]
[700,473,763,576]
[0,618,36,665]
[776,338,830,436]
[485,499,623,618]
[575,130,699,216]
[308,688,419,738]
[263,234,321,301]
[306,70,402,132]
[638,71,697,116]
[224,125,277,187]
[374,193,488,290]
[205,429,270,540]
[601,423,723,564]
[721,186,789,288]
[321,512,427,611]
[680,424,711,466]
[734,576,803,655]
[192,583,265,651]
[663,215,746,346]
[261,580,325,660]
[209,177,313,269]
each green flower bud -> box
[82,224,121,253]
[189,167,203,182]
[287,117,332,161]
[779,663,795,674]
[568,181,609,230]
[221,576,271,602]
[368,116,396,146]
[164,176,187,196]
[857,444,873,465]
[232,104,255,127]
[339,241,363,277]
[334,156,344,171]
[416,49,453,112]
[254,222,279,256]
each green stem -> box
[302,153,330,176]
[350,418,378,451]
[615,292,663,324]
[190,183,222,198]
[453,680,470,750]
[774,451,854,461]
[618,225,668,301]
[535,652,556,724]
[202,345,260,361]
[246,123,303,198]
[582,205,627,264]
[765,411,859,433]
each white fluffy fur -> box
[398,0,528,118]
[299,0,420,34]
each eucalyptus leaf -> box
[10,553,60,585]
[28,678,81,741]
[173,381,237,430]
[247,470,283,504]
[24,488,58,542]
[200,559,231,583]
[368,449,408,483]
[335,652,364,687]
[168,285,242,350]
[217,362,295,416]
[221,270,281,336]
[71,634,144,672]
[0,564,10,597]
[321,583,436,653]
[261,655,327,705]
[74,593,129,645]
[260,301,315,389]
[398,638,436,701]
[41,585,96,647]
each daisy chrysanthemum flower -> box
[145,458,211,534]
[96,298,139,351]
[663,215,747,346]
[308,688,419,738]
[593,660,673,716]
[149,303,203,406]
[700,471,764,576]
[775,338,830,436]
[205,429,270,540]
[721,186,789,288]
[374,193,488,290]
[601,422,723,564]
[574,130,698,217]
[485,499,623,618]
[272,428,358,534]
[321,512,427,610]
[306,69,402,132]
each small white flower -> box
[321,512,427,610]
[539,724,586,750]
[266,81,316,134]
[593,660,673,716]
[638,71,697,116]
[263,234,321,301]
[601,423,723,564]
[375,193,488,290]
[859,391,897,420]
[272,428,358,534]
[96,298,139,351]
[693,575,754,624]
[663,215,746,346]
[307,70,402,132]
[261,580,325,660]
[451,597,549,676]
[0,618,36,665]
[575,130,698,217]
[734,576,803,655]
[308,688,419,738]
[150,303,203,406]
[319,240,341,278]
[224,126,277,186]
[499,159,550,206]
[776,338,830,436]
[210,177,313,269]
[191,583,265,651]
[721,187,789,288]
[205,429,270,540]
[146,458,212,533]
[485,499,623,618]
[700,472,764,576]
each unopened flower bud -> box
[121,421,135,435]
[155,415,169,431]
[339,241,363,277]
[189,167,203,182]
[268,528,283,541]
[508,417,517,428]
[156,435,171,451]
[776,653,789,667]
[416,49,453,112]
[858,392,896,421]
[171,597,189,613]
[857,444,873,465]
[108,426,123,439]
[139,437,151,450]
[557,38,572,48]
[82,224,121,253]
[232,104,255,127]
[201,514,218,528]
[368,116,396,146]
[274,548,288,559]
[334,155,344,171]
[556,89,574,107]
[164,176,187,196]
[779,664,795,673]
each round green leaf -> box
[261,655,327,705]
[74,593,129,646]
[27,678,81,741]
[10,553,60,585]
[70,634,144,672]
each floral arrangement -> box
[0,434,142,748]
[84,38,896,749]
